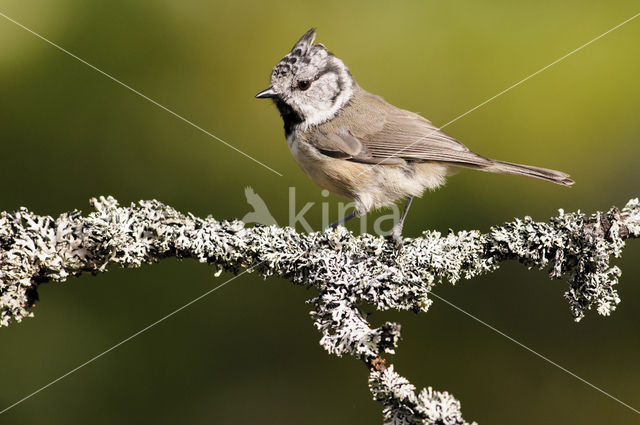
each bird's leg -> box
[390,196,414,248]
[326,210,358,230]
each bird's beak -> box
[255,87,278,99]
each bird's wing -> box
[353,108,492,167]
[308,127,403,165]
[309,90,493,167]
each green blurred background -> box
[1,1,639,424]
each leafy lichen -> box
[1,196,638,424]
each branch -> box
[1,196,638,424]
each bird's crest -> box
[272,28,329,79]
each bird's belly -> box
[289,140,450,214]
[355,162,450,213]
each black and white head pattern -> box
[269,29,355,129]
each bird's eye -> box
[297,80,311,91]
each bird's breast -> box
[288,137,365,201]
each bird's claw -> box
[387,225,404,249]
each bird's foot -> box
[387,224,405,249]
[311,223,340,251]
[324,224,337,233]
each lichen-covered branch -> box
[369,365,475,425]
[1,196,638,424]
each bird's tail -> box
[481,159,574,186]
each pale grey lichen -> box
[1,196,638,424]
[369,365,476,425]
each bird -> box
[255,28,573,247]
